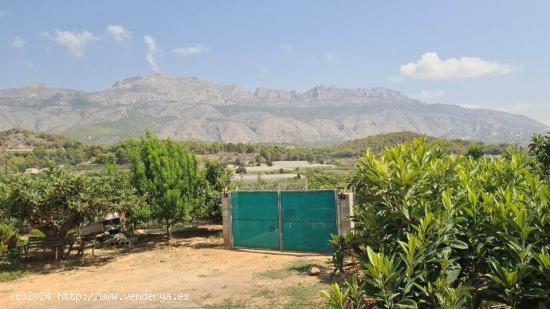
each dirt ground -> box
[0,225,337,308]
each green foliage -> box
[0,224,18,255]
[306,169,350,189]
[325,138,550,308]
[127,132,201,238]
[0,129,123,172]
[94,152,116,164]
[0,165,141,257]
[465,144,484,159]
[322,283,347,309]
[530,132,550,176]
[193,159,232,222]
[329,131,509,158]
[0,264,27,282]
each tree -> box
[194,159,232,222]
[0,166,140,258]
[127,132,201,239]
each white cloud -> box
[144,35,161,72]
[172,44,210,56]
[280,44,295,52]
[11,37,25,49]
[43,30,97,57]
[106,25,132,42]
[415,90,446,102]
[400,52,514,80]
[325,50,337,61]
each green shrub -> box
[465,143,484,159]
[0,224,19,255]
[530,132,550,176]
[325,138,550,308]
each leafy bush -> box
[325,138,550,308]
[192,160,232,222]
[0,224,19,255]
[530,132,550,176]
[465,144,484,159]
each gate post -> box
[221,191,232,248]
[277,190,283,252]
[337,192,354,234]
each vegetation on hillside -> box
[0,129,124,172]
[0,130,515,177]
[328,131,511,158]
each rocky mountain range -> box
[0,73,547,144]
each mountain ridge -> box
[0,73,547,144]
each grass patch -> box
[253,283,329,308]
[203,298,248,309]
[254,287,276,300]
[254,260,331,308]
[0,263,28,282]
[258,259,326,279]
[0,269,27,282]
[283,283,328,309]
[259,268,292,279]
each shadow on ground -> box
[1,225,224,279]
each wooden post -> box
[221,191,232,248]
[337,192,354,234]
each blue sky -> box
[1,0,549,125]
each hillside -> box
[0,74,547,144]
[0,128,80,151]
[328,131,510,157]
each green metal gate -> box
[281,191,337,253]
[231,191,280,250]
[231,190,338,253]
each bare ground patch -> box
[0,225,338,308]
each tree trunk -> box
[166,221,171,240]
[40,227,65,260]
[37,218,78,260]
